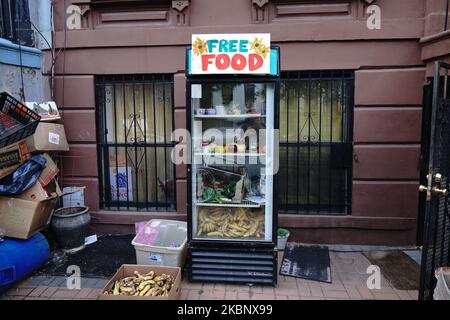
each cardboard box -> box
[14,153,59,201]
[0,140,31,179]
[39,153,59,186]
[99,264,181,300]
[17,179,62,201]
[0,177,81,239]
[26,123,69,153]
[17,181,49,201]
[0,193,57,239]
[0,177,62,239]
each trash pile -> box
[0,92,69,240]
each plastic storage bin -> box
[434,267,450,300]
[132,219,187,268]
[0,92,41,149]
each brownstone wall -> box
[44,0,436,245]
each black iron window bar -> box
[278,71,354,215]
[96,75,176,212]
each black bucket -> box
[51,206,90,253]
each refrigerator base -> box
[188,244,278,286]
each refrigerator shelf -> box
[194,199,262,208]
[194,152,265,157]
[194,236,266,242]
[194,114,265,120]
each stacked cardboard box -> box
[0,101,71,240]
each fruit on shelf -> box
[196,207,265,239]
[205,143,219,153]
[237,144,246,153]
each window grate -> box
[0,0,34,46]
[278,71,354,215]
[96,75,176,212]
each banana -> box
[207,231,224,237]
[146,287,162,297]
[199,209,207,221]
[242,219,259,237]
[108,271,174,297]
[228,223,247,233]
[229,230,242,237]
[145,271,155,278]
[113,281,120,295]
[138,279,155,290]
[120,286,135,294]
[139,285,152,296]
[197,208,266,239]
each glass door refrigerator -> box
[186,36,280,285]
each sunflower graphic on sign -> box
[250,38,264,53]
[193,37,208,56]
[258,44,269,59]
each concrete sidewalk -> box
[1,249,419,300]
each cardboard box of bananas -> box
[99,265,181,300]
[197,207,265,239]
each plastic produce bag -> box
[0,154,46,195]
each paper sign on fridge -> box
[190,34,271,75]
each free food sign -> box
[190,34,271,75]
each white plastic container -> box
[434,267,450,300]
[277,229,290,250]
[132,219,187,268]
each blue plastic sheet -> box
[0,154,46,195]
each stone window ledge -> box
[0,37,42,69]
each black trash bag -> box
[0,154,46,195]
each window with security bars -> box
[96,75,176,211]
[279,71,354,215]
[0,0,34,46]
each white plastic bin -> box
[132,219,187,268]
[434,267,450,300]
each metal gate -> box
[419,61,450,300]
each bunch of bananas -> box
[103,270,174,297]
[197,207,265,239]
